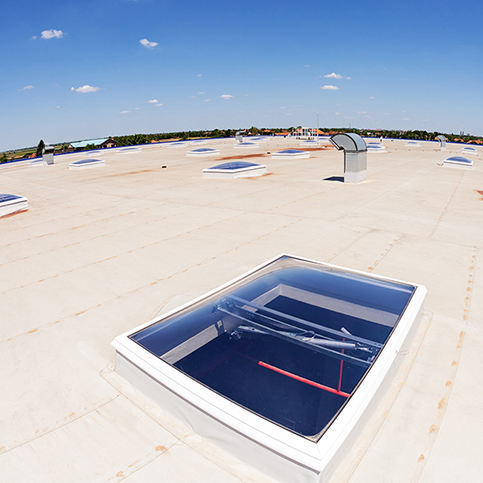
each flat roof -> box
[0,137,482,481]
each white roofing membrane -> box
[0,136,482,482]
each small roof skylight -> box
[203,161,267,178]
[441,156,473,168]
[0,194,22,203]
[272,149,310,158]
[187,147,220,156]
[211,161,259,170]
[235,142,258,148]
[0,194,28,217]
[69,159,105,169]
[117,147,141,153]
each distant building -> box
[70,137,117,150]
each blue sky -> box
[1,0,482,150]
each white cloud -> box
[120,110,131,114]
[196,73,203,78]
[133,107,140,111]
[41,29,63,40]
[198,91,205,95]
[70,84,100,93]
[369,96,375,100]
[155,103,163,107]
[56,105,61,110]
[21,85,34,90]
[321,85,339,90]
[204,98,212,102]
[402,117,409,121]
[139,38,158,49]
[303,64,311,68]
[147,98,159,104]
[220,94,233,100]
[324,72,351,80]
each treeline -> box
[113,128,240,147]
[328,128,481,143]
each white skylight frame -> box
[112,254,426,479]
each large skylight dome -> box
[113,255,426,481]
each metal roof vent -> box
[42,145,55,165]
[436,135,446,150]
[330,133,367,183]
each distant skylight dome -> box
[235,142,258,148]
[203,161,267,178]
[30,158,45,166]
[272,149,310,158]
[461,146,478,156]
[367,144,387,153]
[69,159,105,169]
[300,140,320,145]
[117,147,141,153]
[187,147,220,157]
[440,156,473,168]
[167,141,188,148]
[0,194,28,218]
[405,140,420,147]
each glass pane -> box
[130,256,415,440]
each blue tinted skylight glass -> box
[446,156,471,163]
[72,159,103,165]
[0,194,21,203]
[210,161,259,170]
[192,148,215,152]
[279,149,304,154]
[130,257,415,440]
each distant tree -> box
[36,139,45,157]
[0,152,8,164]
